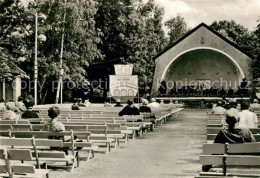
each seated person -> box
[249,99,260,112]
[119,100,140,116]
[84,99,91,107]
[0,99,6,110]
[160,99,164,105]
[211,101,226,114]
[202,108,255,172]
[77,98,86,107]
[6,100,19,112]
[21,99,39,119]
[104,99,112,107]
[3,103,18,120]
[114,99,123,107]
[16,96,26,112]
[226,98,237,110]
[239,101,258,129]
[71,98,80,110]
[147,98,160,108]
[44,106,65,132]
[43,106,69,154]
[139,99,151,112]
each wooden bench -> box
[0,136,78,172]
[198,143,260,177]
[0,148,50,178]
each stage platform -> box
[155,97,250,102]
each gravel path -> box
[50,109,208,178]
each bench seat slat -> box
[228,143,260,153]
[226,156,260,166]
[203,143,225,154]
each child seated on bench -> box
[202,108,255,172]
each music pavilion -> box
[151,23,253,95]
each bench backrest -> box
[12,124,32,131]
[0,137,32,147]
[8,149,33,161]
[200,143,260,168]
[0,120,30,124]
[65,125,87,131]
[0,124,13,130]
[88,125,107,134]
[10,130,72,138]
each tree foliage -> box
[164,14,188,44]
[95,0,167,93]
[0,0,103,103]
[210,20,260,79]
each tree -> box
[164,14,188,44]
[0,0,103,103]
[210,20,254,55]
[0,0,33,80]
[251,19,260,79]
[210,20,260,81]
[95,0,167,95]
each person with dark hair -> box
[16,96,26,111]
[119,100,140,116]
[77,98,86,107]
[202,108,255,172]
[44,106,70,154]
[71,98,80,110]
[114,99,123,107]
[21,99,39,119]
[159,80,167,95]
[44,106,65,132]
[227,86,234,97]
[139,99,151,112]
[0,99,6,110]
[211,101,226,114]
[239,101,258,129]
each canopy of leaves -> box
[210,20,260,79]
[165,14,188,44]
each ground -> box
[50,109,208,178]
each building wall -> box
[0,76,21,102]
[151,26,252,94]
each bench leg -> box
[124,134,128,143]
[150,124,153,131]
[76,152,79,167]
[132,130,136,139]
[114,139,117,148]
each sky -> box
[150,0,260,32]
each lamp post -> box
[55,0,67,104]
[34,3,46,106]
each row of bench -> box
[0,107,183,177]
[197,113,260,177]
